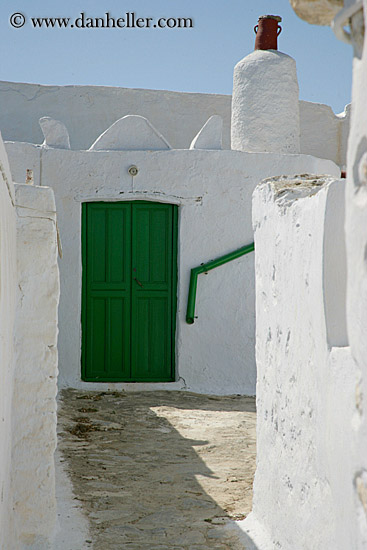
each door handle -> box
[134,277,144,287]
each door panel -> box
[131,295,171,381]
[83,203,131,381]
[86,295,130,380]
[88,296,106,377]
[82,201,177,382]
[132,203,174,381]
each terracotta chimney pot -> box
[254,15,282,50]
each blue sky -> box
[1,0,352,114]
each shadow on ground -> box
[57,389,256,550]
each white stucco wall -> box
[0,134,59,549]
[239,174,359,549]
[345,1,367,545]
[0,81,232,151]
[11,184,60,549]
[299,100,350,166]
[0,132,17,549]
[231,50,300,154]
[0,80,348,165]
[5,139,338,395]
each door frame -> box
[81,200,178,382]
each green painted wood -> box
[82,201,177,382]
[82,203,131,381]
[131,202,176,381]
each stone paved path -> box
[57,390,256,549]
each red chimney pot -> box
[254,15,282,51]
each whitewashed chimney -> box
[231,15,300,154]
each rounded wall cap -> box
[234,49,296,69]
[289,0,342,26]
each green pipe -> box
[186,242,255,324]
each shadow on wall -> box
[323,178,348,348]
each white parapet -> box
[231,50,300,154]
[238,173,359,549]
[0,132,17,549]
[0,133,60,549]
[0,80,349,166]
[345,2,367,545]
[12,183,60,549]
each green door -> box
[82,201,177,382]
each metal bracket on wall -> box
[186,242,255,324]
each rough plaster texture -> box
[289,0,343,25]
[0,137,59,549]
[190,115,223,150]
[89,114,171,151]
[0,131,17,549]
[12,183,60,549]
[5,140,338,395]
[231,50,300,154]
[345,1,367,546]
[0,80,349,166]
[0,81,232,151]
[240,174,359,549]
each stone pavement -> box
[57,390,256,549]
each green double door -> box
[82,201,177,382]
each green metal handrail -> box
[186,242,255,324]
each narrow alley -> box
[56,390,256,549]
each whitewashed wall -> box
[0,80,349,165]
[299,100,350,167]
[0,133,59,549]
[231,50,300,154]
[12,184,60,549]
[5,139,338,395]
[0,81,232,151]
[345,0,367,545]
[236,0,367,547]
[239,174,359,549]
[0,132,17,549]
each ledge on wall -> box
[88,114,171,151]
